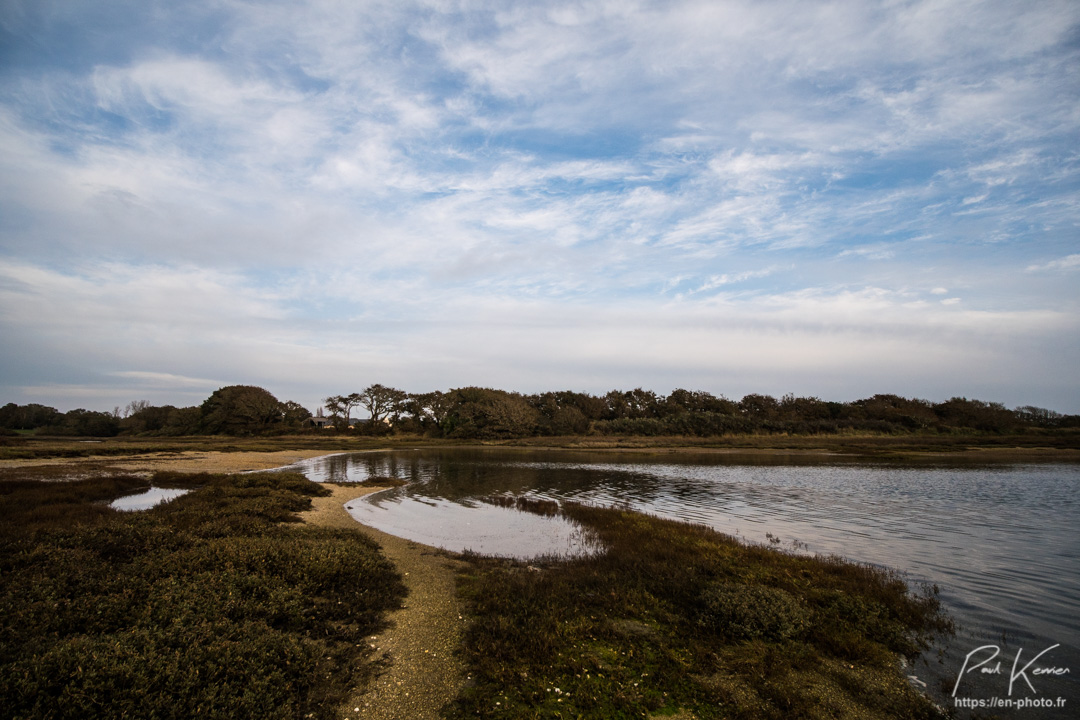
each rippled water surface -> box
[286,449,1079,716]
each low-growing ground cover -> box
[0,471,406,719]
[450,502,954,720]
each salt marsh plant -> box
[0,471,405,720]
[450,503,953,719]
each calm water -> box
[109,486,189,511]
[285,449,1079,717]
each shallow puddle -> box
[110,487,190,512]
[346,492,600,560]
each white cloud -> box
[3,257,1076,410]
[2,0,1079,411]
[110,371,226,388]
[837,244,897,261]
[690,267,780,294]
[1026,254,1080,272]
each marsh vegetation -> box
[0,471,405,719]
[450,503,953,719]
[2,451,1038,719]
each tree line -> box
[327,385,1078,438]
[0,386,307,437]
[3,383,1076,438]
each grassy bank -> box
[450,501,953,720]
[0,471,405,719]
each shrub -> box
[697,581,810,642]
[0,471,406,720]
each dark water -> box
[285,449,1079,717]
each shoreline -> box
[3,446,990,718]
[2,436,1079,481]
[300,484,467,720]
[0,448,365,481]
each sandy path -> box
[300,484,467,720]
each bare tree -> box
[123,400,151,418]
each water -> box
[110,486,190,511]
[344,496,600,559]
[285,448,1079,717]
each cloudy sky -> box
[1,0,1078,415]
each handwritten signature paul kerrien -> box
[953,644,1071,697]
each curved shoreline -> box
[301,484,467,720]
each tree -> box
[280,401,311,428]
[739,394,780,420]
[120,404,175,434]
[528,392,596,435]
[933,397,1016,432]
[851,394,936,431]
[324,393,362,430]
[163,406,200,435]
[0,403,62,430]
[665,389,737,416]
[549,406,589,435]
[123,400,151,418]
[443,387,539,438]
[1015,405,1063,427]
[408,391,456,433]
[358,384,407,426]
[200,385,283,435]
[604,388,661,419]
[58,409,121,437]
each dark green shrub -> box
[0,471,406,720]
[697,581,810,642]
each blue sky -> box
[1,0,1078,414]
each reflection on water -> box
[346,491,600,559]
[284,449,1079,718]
[110,487,189,511]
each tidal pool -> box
[345,492,599,559]
[110,487,189,512]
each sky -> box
[1,0,1078,415]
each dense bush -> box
[697,582,810,642]
[0,471,405,720]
